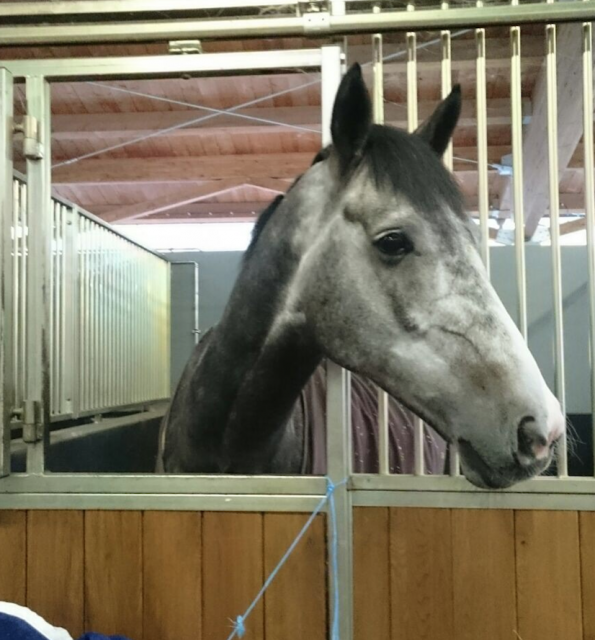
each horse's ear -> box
[331,63,372,170]
[415,85,461,156]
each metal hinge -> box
[22,400,43,443]
[168,40,203,55]
[299,1,331,33]
[13,115,44,160]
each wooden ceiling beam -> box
[83,192,588,221]
[90,201,270,218]
[101,180,242,223]
[51,99,530,140]
[52,146,589,186]
[498,23,594,238]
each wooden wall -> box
[0,508,593,640]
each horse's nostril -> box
[518,416,549,460]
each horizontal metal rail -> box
[1,49,325,81]
[0,2,594,46]
[0,0,298,17]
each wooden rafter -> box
[101,180,241,223]
[498,24,595,239]
[51,99,530,140]
[52,147,589,186]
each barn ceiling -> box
[4,24,592,235]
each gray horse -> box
[157,64,564,489]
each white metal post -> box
[476,0,490,274]
[582,17,595,479]
[322,43,354,640]
[0,69,15,478]
[544,15,568,476]
[24,75,52,473]
[510,9,528,339]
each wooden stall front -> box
[0,508,593,640]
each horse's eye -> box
[374,231,414,259]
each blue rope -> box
[226,477,346,640]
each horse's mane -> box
[244,126,464,263]
[244,147,331,261]
[362,125,465,219]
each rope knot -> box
[326,477,336,496]
[234,615,246,638]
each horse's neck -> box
[178,234,322,473]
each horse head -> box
[276,64,564,488]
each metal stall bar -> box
[372,29,391,476]
[0,69,14,478]
[322,43,353,640]
[510,7,528,339]
[545,15,568,476]
[441,6,454,172]
[11,181,20,418]
[80,215,89,414]
[405,5,426,477]
[476,1,491,273]
[441,8,459,477]
[2,2,595,46]
[23,76,52,473]
[62,204,77,418]
[17,181,27,415]
[583,17,595,479]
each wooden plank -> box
[51,147,590,185]
[50,99,529,140]
[143,512,202,640]
[0,510,26,605]
[27,511,84,637]
[390,508,454,640]
[353,508,390,640]
[499,24,595,237]
[202,513,264,640]
[102,180,241,223]
[516,511,583,640]
[263,513,326,640]
[85,511,143,639]
[452,510,516,640]
[580,512,595,640]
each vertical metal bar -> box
[79,216,88,413]
[107,230,113,408]
[134,246,140,404]
[372,28,390,476]
[88,220,95,412]
[12,181,19,414]
[545,17,568,477]
[372,34,384,125]
[85,218,92,413]
[441,3,453,171]
[510,12,528,339]
[405,12,425,476]
[117,234,123,407]
[322,43,353,640]
[0,69,14,478]
[50,200,58,415]
[440,13,459,476]
[24,75,51,474]
[20,183,27,412]
[476,1,491,275]
[406,4,418,133]
[59,205,65,414]
[100,227,107,410]
[65,205,77,417]
[92,222,99,411]
[127,244,132,405]
[582,18,595,479]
